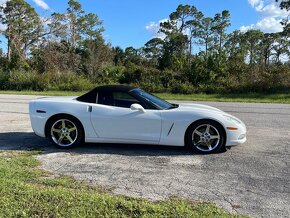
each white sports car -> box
[29,85,246,154]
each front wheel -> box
[186,120,226,154]
[47,116,84,148]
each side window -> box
[96,91,140,108]
[112,92,140,108]
[97,91,114,106]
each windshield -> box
[131,89,177,110]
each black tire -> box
[186,120,226,154]
[46,115,84,149]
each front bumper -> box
[226,135,247,147]
[225,123,247,147]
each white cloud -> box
[248,0,262,7]
[240,0,288,33]
[145,19,167,39]
[33,0,50,10]
[240,17,283,33]
[0,23,6,32]
[255,2,288,18]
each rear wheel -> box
[47,116,83,148]
[186,120,225,154]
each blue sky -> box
[0,0,288,50]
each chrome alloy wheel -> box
[51,119,78,147]
[192,124,220,152]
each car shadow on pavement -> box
[0,132,198,156]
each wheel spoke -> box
[66,135,74,143]
[52,128,61,133]
[68,127,76,132]
[195,140,202,145]
[194,130,202,136]
[58,135,64,144]
[61,120,66,128]
[205,125,210,133]
[210,135,219,140]
[208,144,213,151]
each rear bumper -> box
[30,114,46,137]
[29,101,47,138]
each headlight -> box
[223,115,241,125]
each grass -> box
[1,89,290,103]
[157,92,290,104]
[0,150,244,217]
[0,90,85,96]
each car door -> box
[90,91,162,142]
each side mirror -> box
[130,103,146,113]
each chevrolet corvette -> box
[29,85,247,154]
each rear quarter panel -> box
[29,98,96,139]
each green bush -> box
[170,82,196,94]
[118,65,166,92]
[47,72,95,91]
[102,65,125,83]
[0,71,9,90]
[7,70,47,91]
[1,63,289,95]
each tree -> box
[212,10,231,51]
[272,33,289,63]
[79,12,107,76]
[185,6,204,56]
[261,33,276,66]
[31,40,73,73]
[277,0,290,10]
[224,30,248,80]
[81,13,104,40]
[48,0,103,46]
[242,30,264,65]
[160,4,191,35]
[276,0,290,35]
[113,46,125,66]
[197,17,214,58]
[124,46,143,65]
[158,4,193,69]
[143,38,164,66]
[43,0,105,73]
[80,36,112,76]
[169,4,192,33]
[0,0,42,66]
[66,0,84,47]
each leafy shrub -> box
[1,62,289,95]
[7,70,47,91]
[0,71,9,90]
[119,65,164,91]
[101,65,125,83]
[47,71,95,91]
[170,82,196,94]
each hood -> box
[177,103,224,114]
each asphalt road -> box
[0,94,289,217]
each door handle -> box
[87,105,92,112]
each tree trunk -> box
[7,38,11,61]
[219,33,222,50]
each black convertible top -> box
[76,85,137,103]
[96,85,137,92]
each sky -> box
[0,0,289,50]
